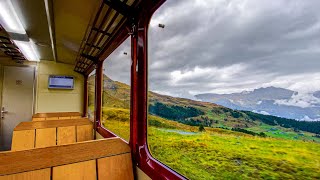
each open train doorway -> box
[0,66,35,151]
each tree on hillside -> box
[149,102,205,121]
[199,124,205,132]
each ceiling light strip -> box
[44,0,57,62]
[0,0,40,61]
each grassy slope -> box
[100,107,320,179]
[88,107,320,178]
[88,75,320,179]
[149,127,320,180]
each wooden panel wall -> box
[77,125,93,142]
[32,112,82,121]
[0,138,132,177]
[11,130,35,151]
[57,126,76,145]
[36,128,56,148]
[0,155,133,180]
[98,153,134,180]
[33,116,82,121]
[11,120,93,150]
[0,169,51,180]
[15,119,91,131]
[53,160,96,180]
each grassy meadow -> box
[100,107,320,180]
[149,127,320,179]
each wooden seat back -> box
[32,112,82,121]
[12,118,93,151]
[0,138,134,180]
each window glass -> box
[88,70,96,120]
[148,1,320,179]
[102,38,131,141]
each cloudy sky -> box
[104,0,320,102]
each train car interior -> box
[0,0,182,179]
[0,0,319,180]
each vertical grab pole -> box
[130,1,186,179]
[94,61,103,139]
[130,27,138,156]
[130,8,150,166]
[83,74,88,117]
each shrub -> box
[199,124,205,132]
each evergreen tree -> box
[199,124,205,132]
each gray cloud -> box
[104,0,320,103]
[103,39,131,85]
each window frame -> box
[128,6,186,179]
[85,1,187,179]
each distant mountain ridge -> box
[88,75,320,137]
[195,87,320,121]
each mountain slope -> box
[88,75,320,179]
[89,75,320,141]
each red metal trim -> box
[84,29,129,76]
[94,61,103,139]
[84,64,96,76]
[129,27,138,153]
[83,75,88,117]
[130,1,187,179]
[94,0,187,179]
[96,126,116,138]
[98,24,130,61]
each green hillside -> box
[88,75,320,179]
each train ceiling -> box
[0,0,99,64]
[0,26,26,63]
[0,0,164,73]
[74,0,137,74]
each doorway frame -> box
[0,64,37,150]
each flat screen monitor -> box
[48,75,74,89]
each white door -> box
[0,66,35,151]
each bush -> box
[231,128,267,137]
[199,124,205,132]
[230,111,242,118]
[149,102,205,121]
[149,119,176,129]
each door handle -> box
[1,107,7,118]
[1,107,7,113]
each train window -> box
[148,1,320,179]
[102,38,131,142]
[87,70,96,120]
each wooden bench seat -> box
[32,112,82,121]
[0,138,134,180]
[12,118,93,151]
